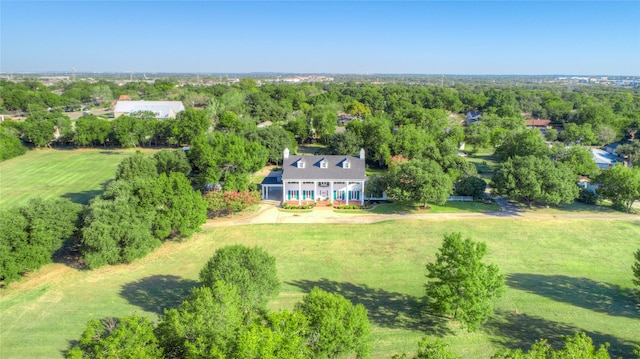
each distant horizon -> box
[2,71,638,78]
[2,1,639,76]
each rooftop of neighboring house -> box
[525,119,551,127]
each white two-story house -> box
[261,148,367,206]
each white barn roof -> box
[114,101,185,119]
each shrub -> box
[205,190,261,217]
[577,187,599,205]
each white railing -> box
[447,196,474,202]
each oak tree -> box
[425,233,505,331]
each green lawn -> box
[0,148,160,208]
[1,219,638,358]
[349,200,501,214]
[465,148,500,182]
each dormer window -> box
[343,159,351,169]
[297,159,305,168]
[320,159,328,169]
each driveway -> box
[201,201,638,228]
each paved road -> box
[202,201,639,228]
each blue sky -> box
[2,1,639,75]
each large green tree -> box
[554,145,599,178]
[66,315,162,359]
[156,282,243,358]
[494,129,548,160]
[153,172,207,239]
[492,155,579,207]
[295,287,371,359]
[385,158,453,206]
[0,126,27,161]
[596,164,640,213]
[0,198,80,284]
[199,245,280,313]
[171,107,209,145]
[425,232,505,331]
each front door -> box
[320,190,328,200]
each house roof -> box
[591,148,617,166]
[282,155,365,181]
[525,119,551,127]
[114,101,185,119]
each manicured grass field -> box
[0,148,160,208]
[1,219,638,358]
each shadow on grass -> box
[484,310,637,359]
[120,275,199,314]
[507,274,639,319]
[61,189,104,205]
[61,180,112,205]
[52,239,87,270]
[287,278,451,336]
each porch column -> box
[313,181,317,201]
[330,181,334,204]
[282,181,286,205]
[345,183,349,205]
[298,181,302,205]
[361,180,365,205]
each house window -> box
[334,191,344,200]
[318,182,329,187]
[334,181,345,185]
[343,159,351,169]
[297,159,305,168]
[320,159,328,169]
[303,190,314,199]
[287,190,299,200]
[349,190,360,200]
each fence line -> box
[447,196,474,202]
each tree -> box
[425,233,505,331]
[0,198,81,285]
[617,140,640,167]
[153,149,191,176]
[0,127,27,161]
[596,164,640,213]
[554,145,599,178]
[464,122,491,154]
[361,116,393,167]
[492,332,612,359]
[65,315,162,359]
[491,155,579,207]
[295,287,371,359]
[245,126,297,165]
[455,176,487,199]
[385,158,453,207]
[494,129,548,160]
[171,107,209,145]
[115,151,158,181]
[233,310,311,359]
[392,337,459,359]
[199,245,280,313]
[152,172,207,240]
[156,283,243,358]
[330,131,361,156]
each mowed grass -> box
[1,219,639,358]
[0,148,160,208]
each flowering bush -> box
[204,190,261,217]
